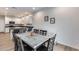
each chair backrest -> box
[12,28,25,51]
[12,29,20,40]
[40,30,47,36]
[26,27,33,32]
[33,29,39,34]
[48,34,56,51]
[19,27,26,33]
[13,29,20,33]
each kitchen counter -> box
[5,24,33,33]
[5,24,33,28]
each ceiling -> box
[0,7,44,17]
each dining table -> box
[15,32,55,51]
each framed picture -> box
[50,17,55,24]
[44,16,49,22]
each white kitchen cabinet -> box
[5,28,9,32]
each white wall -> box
[0,16,5,32]
[33,7,79,49]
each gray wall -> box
[33,7,79,49]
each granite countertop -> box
[5,24,33,28]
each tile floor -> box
[0,33,14,51]
[0,33,78,51]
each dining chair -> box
[47,34,56,51]
[40,30,47,36]
[26,26,33,32]
[19,27,27,33]
[27,27,33,32]
[13,28,27,51]
[14,36,24,51]
[37,34,56,51]
[33,29,39,34]
[12,29,21,51]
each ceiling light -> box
[5,8,8,10]
[32,7,35,10]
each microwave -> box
[9,21,15,24]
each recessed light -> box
[32,7,35,10]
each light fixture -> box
[5,8,8,10]
[32,7,35,10]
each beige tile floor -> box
[0,33,14,51]
[0,33,78,51]
[53,43,79,51]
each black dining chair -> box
[26,26,33,32]
[20,27,27,33]
[40,30,47,36]
[13,28,33,51]
[33,29,39,34]
[27,27,33,32]
[12,28,27,51]
[47,34,56,51]
[12,29,21,51]
[37,34,56,51]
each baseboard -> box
[55,42,79,51]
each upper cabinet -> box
[5,15,33,25]
[22,15,33,25]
